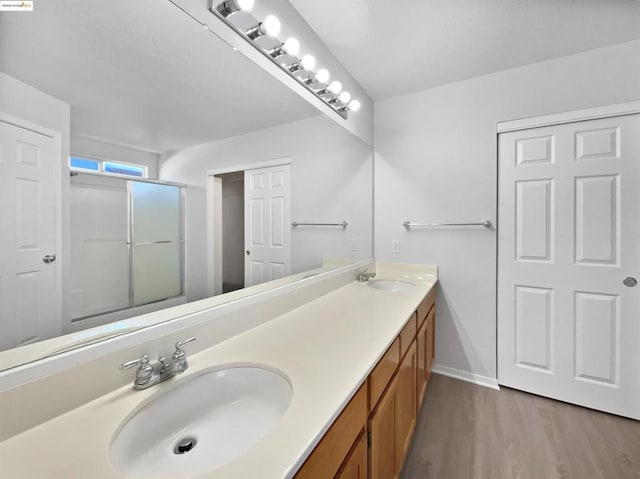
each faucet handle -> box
[172,337,196,374]
[120,354,150,371]
[120,354,158,389]
[175,337,196,351]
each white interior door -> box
[0,119,60,351]
[244,164,291,287]
[498,113,640,419]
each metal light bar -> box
[208,0,358,120]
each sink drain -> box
[174,437,197,455]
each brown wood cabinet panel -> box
[417,287,436,328]
[399,313,417,359]
[335,431,368,479]
[426,307,436,387]
[416,318,428,412]
[430,307,436,368]
[295,383,367,479]
[369,375,398,479]
[395,340,417,473]
[369,337,400,411]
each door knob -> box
[43,254,56,264]
[246,250,250,255]
[623,277,637,287]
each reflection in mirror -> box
[0,0,372,370]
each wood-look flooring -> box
[401,374,640,479]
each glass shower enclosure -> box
[70,174,184,321]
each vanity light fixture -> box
[304,68,330,87]
[339,91,351,104]
[208,1,360,119]
[245,14,281,40]
[269,37,300,58]
[288,54,315,73]
[328,81,342,94]
[216,0,254,17]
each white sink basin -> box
[368,279,415,291]
[110,366,292,479]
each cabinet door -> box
[396,340,417,472]
[426,307,436,378]
[369,375,398,479]
[416,318,428,411]
[336,431,368,479]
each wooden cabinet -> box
[426,307,436,382]
[417,304,436,412]
[416,318,428,411]
[369,338,400,410]
[369,375,398,479]
[395,340,417,470]
[371,341,417,479]
[295,285,436,479]
[295,384,367,479]
[336,431,368,479]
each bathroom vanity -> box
[295,277,436,479]
[0,262,437,478]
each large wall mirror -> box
[0,0,373,371]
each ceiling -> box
[0,0,317,153]
[289,0,640,100]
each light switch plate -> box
[392,240,400,254]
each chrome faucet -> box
[357,269,376,282]
[120,337,196,390]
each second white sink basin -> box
[110,366,292,479]
[368,279,415,291]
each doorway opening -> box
[207,159,292,297]
[217,171,245,294]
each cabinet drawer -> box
[399,313,417,359]
[417,287,435,328]
[295,382,368,479]
[369,337,400,410]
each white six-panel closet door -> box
[497,113,640,420]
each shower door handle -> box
[43,254,56,264]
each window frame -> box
[69,155,148,179]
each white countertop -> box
[0,263,437,479]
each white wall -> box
[160,114,373,302]
[0,72,72,328]
[71,135,160,179]
[374,39,640,383]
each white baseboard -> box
[431,364,500,390]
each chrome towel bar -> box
[291,221,348,228]
[403,220,492,228]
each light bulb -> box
[216,0,253,17]
[349,99,361,112]
[339,91,351,104]
[263,15,281,36]
[236,0,254,11]
[283,37,300,56]
[328,81,342,94]
[315,68,330,84]
[301,54,316,71]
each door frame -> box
[496,99,640,386]
[205,157,292,296]
[497,100,640,133]
[0,111,63,340]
